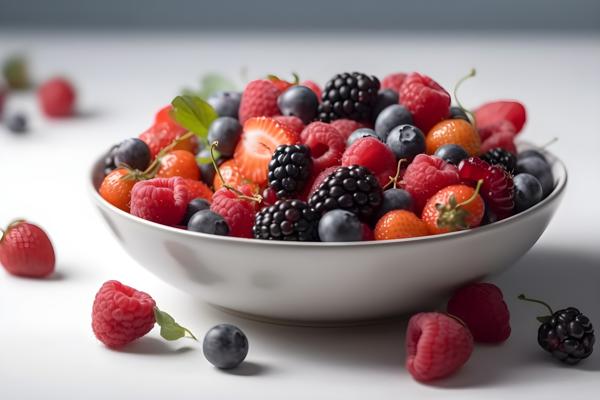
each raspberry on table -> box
[0,220,55,278]
[399,73,451,133]
[130,177,189,226]
[403,154,460,212]
[238,79,281,123]
[38,77,76,117]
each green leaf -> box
[197,73,237,99]
[153,307,197,341]
[170,95,218,140]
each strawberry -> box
[374,210,429,240]
[0,220,55,278]
[475,101,527,134]
[238,80,281,124]
[157,150,200,180]
[139,122,196,159]
[99,168,138,212]
[273,115,305,136]
[421,183,485,234]
[182,179,213,202]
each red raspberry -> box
[341,137,396,187]
[406,312,474,382]
[300,165,340,201]
[475,100,527,134]
[399,73,451,133]
[130,177,189,226]
[0,221,55,278]
[300,122,345,174]
[273,115,305,136]
[210,188,256,238]
[330,119,367,140]
[301,80,322,100]
[447,283,511,343]
[381,72,407,92]
[479,121,517,154]
[403,154,460,212]
[478,120,515,142]
[38,77,76,117]
[239,79,281,124]
[92,280,156,348]
[139,122,190,159]
[458,157,515,220]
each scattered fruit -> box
[203,324,249,369]
[0,220,55,278]
[6,112,27,133]
[2,55,29,89]
[38,77,76,117]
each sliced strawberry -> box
[474,101,526,134]
[234,117,298,186]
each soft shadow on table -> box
[117,337,194,356]
[216,361,271,377]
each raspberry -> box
[381,72,407,92]
[38,77,76,117]
[341,137,397,187]
[273,115,305,136]
[475,100,527,134]
[130,177,189,226]
[447,283,511,343]
[301,80,322,100]
[330,119,368,140]
[399,73,451,133]
[300,122,345,174]
[0,221,55,278]
[92,280,156,348]
[403,154,460,212]
[238,79,280,124]
[480,123,517,155]
[405,312,474,382]
[210,188,256,238]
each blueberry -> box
[6,113,27,133]
[449,106,470,122]
[373,188,413,221]
[207,91,241,119]
[203,324,248,369]
[103,144,119,175]
[347,128,381,147]
[385,124,425,161]
[373,89,399,119]
[277,86,319,124]
[516,157,554,197]
[518,149,547,163]
[182,198,211,225]
[196,149,221,185]
[434,144,469,165]
[374,104,413,141]
[187,210,229,236]
[114,138,151,171]
[513,173,543,212]
[318,209,362,242]
[207,117,242,157]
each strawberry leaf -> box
[197,73,237,99]
[170,95,218,140]
[153,307,197,341]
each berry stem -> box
[384,159,406,190]
[453,68,477,130]
[456,179,483,208]
[210,141,262,203]
[518,294,554,315]
[540,137,559,150]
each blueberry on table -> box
[207,91,242,119]
[207,116,242,157]
[513,173,543,212]
[373,89,399,119]
[373,188,413,222]
[516,157,554,198]
[6,113,27,133]
[347,128,380,147]
[277,85,319,124]
[385,124,425,161]
[374,104,413,141]
[203,324,249,369]
[318,209,362,242]
[449,106,470,122]
[434,144,469,165]
[187,210,229,236]
[182,198,211,225]
[114,138,151,171]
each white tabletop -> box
[1,31,599,399]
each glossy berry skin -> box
[347,128,380,147]
[385,124,425,162]
[277,85,319,124]
[422,184,484,235]
[301,121,345,174]
[92,280,156,348]
[447,283,511,343]
[406,312,474,381]
[99,168,137,212]
[374,210,429,240]
[373,89,399,119]
[399,73,451,133]
[157,150,200,181]
[203,324,249,369]
[434,144,469,165]
[516,157,554,198]
[481,147,517,174]
[139,122,195,159]
[479,120,517,155]
[513,173,543,212]
[475,100,527,134]
[114,138,151,171]
[0,221,55,278]
[207,117,242,157]
[403,154,460,212]
[207,91,242,119]
[426,119,481,156]
[373,188,413,222]
[318,72,380,122]
[213,159,244,192]
[318,209,362,242]
[182,198,211,225]
[449,106,469,121]
[342,136,396,187]
[187,210,229,236]
[38,77,76,117]
[6,113,27,133]
[210,188,255,238]
[253,199,319,241]
[374,104,413,141]
[301,80,322,99]
[268,144,313,199]
[239,79,281,124]
[273,115,305,136]
[130,177,189,226]
[538,307,594,365]
[197,148,220,185]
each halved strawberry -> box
[234,117,298,185]
[474,101,526,134]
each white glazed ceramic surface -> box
[90,146,567,323]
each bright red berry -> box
[38,77,76,117]
[399,73,451,133]
[238,79,281,124]
[479,121,517,154]
[273,115,305,136]
[139,122,195,159]
[0,221,55,278]
[406,312,474,382]
[300,122,346,174]
[210,188,256,238]
[341,137,397,187]
[182,178,213,202]
[478,120,516,142]
[330,119,368,140]
[154,105,184,132]
[458,157,515,220]
[381,72,407,92]
[403,154,460,212]
[130,177,189,226]
[301,80,322,100]
[475,101,526,134]
[447,283,511,343]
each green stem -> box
[518,294,554,315]
[210,142,262,203]
[456,179,483,208]
[453,68,477,129]
[384,159,406,190]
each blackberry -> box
[318,72,380,123]
[268,144,312,199]
[253,199,319,241]
[519,294,595,365]
[480,147,517,174]
[308,165,383,221]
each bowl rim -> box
[89,142,567,248]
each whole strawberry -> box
[0,220,55,278]
[92,280,196,348]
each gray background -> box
[1,0,599,31]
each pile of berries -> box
[98,70,554,242]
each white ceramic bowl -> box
[90,145,566,324]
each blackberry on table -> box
[268,144,312,199]
[308,165,383,221]
[318,72,380,123]
[253,199,319,241]
[481,147,517,174]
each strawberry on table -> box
[0,220,55,278]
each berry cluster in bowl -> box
[98,70,555,242]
